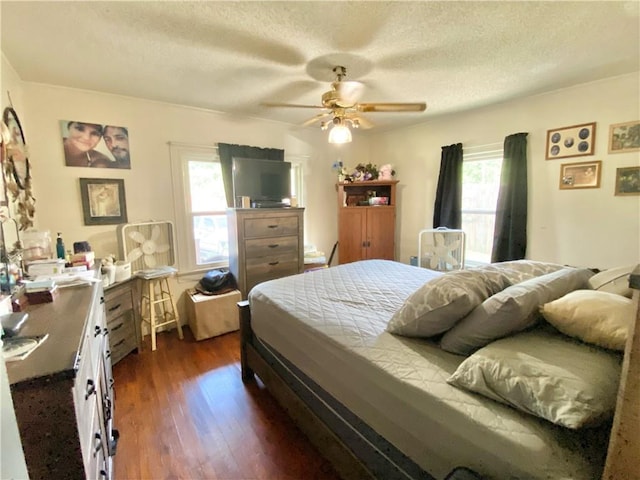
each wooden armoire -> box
[337,180,398,264]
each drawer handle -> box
[110,429,120,456]
[100,296,105,304]
[85,379,96,400]
[100,470,108,478]
[103,395,112,421]
[268,244,279,248]
[94,326,102,337]
[268,261,280,266]
[103,327,109,336]
[106,349,111,359]
[267,224,278,229]
[113,339,126,348]
[108,303,122,312]
[111,322,124,332]
[94,432,102,456]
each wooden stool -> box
[139,275,183,351]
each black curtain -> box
[433,143,463,229]
[491,132,528,262]
[218,143,284,207]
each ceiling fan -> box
[263,66,427,143]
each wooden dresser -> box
[104,278,139,365]
[228,208,304,299]
[6,280,118,480]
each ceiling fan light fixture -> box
[328,123,352,144]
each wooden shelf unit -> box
[336,180,398,264]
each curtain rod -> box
[167,141,218,150]
[465,141,503,150]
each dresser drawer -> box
[245,235,298,259]
[104,290,133,322]
[108,319,137,365]
[243,215,299,238]
[245,253,299,291]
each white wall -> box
[367,73,640,269]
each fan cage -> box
[116,221,175,273]
[417,228,466,272]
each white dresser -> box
[7,280,117,479]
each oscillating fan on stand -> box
[418,227,466,271]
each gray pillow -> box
[484,259,565,284]
[447,328,622,429]
[440,267,594,355]
[387,267,514,337]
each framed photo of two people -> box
[60,120,131,169]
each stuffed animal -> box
[378,164,395,180]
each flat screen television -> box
[232,157,291,207]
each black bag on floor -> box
[196,268,236,295]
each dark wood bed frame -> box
[239,265,640,480]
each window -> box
[170,144,228,273]
[461,148,503,265]
[170,146,307,274]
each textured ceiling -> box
[1,1,639,131]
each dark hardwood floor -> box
[112,328,340,480]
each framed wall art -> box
[546,122,596,160]
[61,121,131,169]
[614,166,640,196]
[79,178,128,225]
[608,120,640,154]
[559,160,601,190]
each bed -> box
[239,260,639,480]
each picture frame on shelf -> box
[614,166,640,196]
[608,120,640,153]
[79,178,128,225]
[559,160,601,190]
[546,122,596,160]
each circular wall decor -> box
[2,107,30,190]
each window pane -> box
[462,212,496,264]
[461,159,502,211]
[193,214,228,264]
[188,161,227,212]
[462,157,502,264]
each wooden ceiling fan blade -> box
[301,112,332,127]
[344,114,374,130]
[357,102,427,113]
[261,102,324,109]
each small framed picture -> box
[559,160,601,190]
[608,120,640,153]
[615,166,640,196]
[79,178,128,225]
[546,122,596,160]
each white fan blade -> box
[445,254,459,267]
[151,225,160,242]
[434,233,444,245]
[128,231,146,244]
[155,243,170,254]
[144,255,156,268]
[127,247,143,262]
[430,255,438,269]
